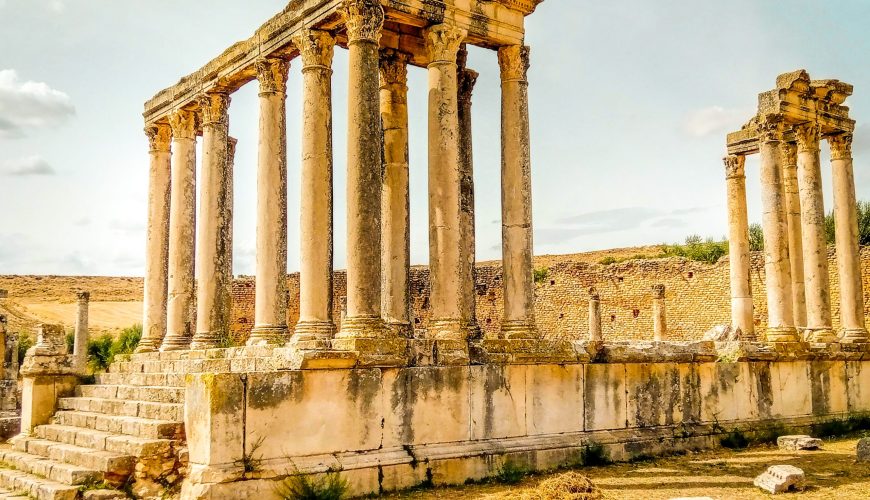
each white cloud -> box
[0,69,75,138]
[1,155,55,176]
[682,105,751,138]
[48,0,65,13]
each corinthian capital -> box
[145,123,171,152]
[724,155,745,179]
[198,92,230,126]
[424,24,467,65]
[379,49,408,88]
[256,57,290,95]
[793,122,820,153]
[168,109,198,140]
[829,133,853,161]
[293,29,335,70]
[756,116,784,144]
[498,45,531,82]
[341,0,384,44]
[458,68,479,105]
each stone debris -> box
[753,464,806,494]
[83,490,128,500]
[857,437,870,463]
[703,324,739,341]
[777,435,823,451]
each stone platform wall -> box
[182,345,870,498]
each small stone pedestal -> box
[17,324,79,436]
[470,339,580,365]
[330,337,409,368]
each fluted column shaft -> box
[138,123,172,353]
[192,92,233,349]
[458,48,480,339]
[725,155,755,339]
[249,58,290,346]
[758,119,798,342]
[781,142,807,329]
[830,134,870,342]
[499,45,537,339]
[295,30,337,343]
[795,123,834,342]
[379,50,412,337]
[162,109,199,351]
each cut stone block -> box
[753,465,806,494]
[858,438,870,463]
[777,435,822,451]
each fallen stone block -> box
[777,435,822,451]
[858,438,870,463]
[754,465,805,494]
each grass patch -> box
[580,442,611,466]
[532,267,549,285]
[276,472,349,500]
[494,461,527,485]
[237,435,265,477]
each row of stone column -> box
[586,284,667,341]
[139,2,538,353]
[725,119,868,343]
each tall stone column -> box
[379,49,412,337]
[498,45,537,339]
[162,108,199,351]
[725,155,755,339]
[458,47,481,339]
[652,284,667,341]
[138,123,172,353]
[249,57,290,346]
[795,123,834,342]
[425,24,467,341]
[781,142,807,329]
[294,30,337,344]
[335,0,387,340]
[758,118,798,342]
[829,134,870,343]
[73,291,89,372]
[192,92,233,350]
[588,288,602,341]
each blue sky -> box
[2,0,870,276]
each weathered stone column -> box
[795,123,834,342]
[379,49,412,337]
[458,47,481,339]
[758,118,798,342]
[781,142,807,329]
[425,23,467,341]
[249,57,290,346]
[162,108,199,351]
[138,123,172,353]
[499,45,537,339]
[0,315,8,379]
[652,284,667,341]
[335,0,387,341]
[73,291,89,371]
[829,134,870,343]
[191,93,233,350]
[294,30,337,344]
[725,155,755,339]
[588,288,602,341]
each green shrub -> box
[720,430,749,449]
[749,223,764,252]
[532,267,549,284]
[87,335,114,372]
[114,324,142,356]
[825,200,870,245]
[66,331,75,354]
[495,461,527,485]
[598,257,617,265]
[275,472,348,500]
[660,235,728,264]
[17,334,34,366]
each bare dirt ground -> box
[383,437,870,499]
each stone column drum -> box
[829,134,870,343]
[425,23,467,340]
[379,49,412,337]
[652,284,667,341]
[781,142,807,329]
[795,123,834,342]
[588,288,602,342]
[73,291,89,371]
[162,108,199,351]
[294,30,337,344]
[498,45,537,339]
[249,57,290,346]
[758,119,798,342]
[458,47,481,339]
[192,92,233,349]
[138,123,172,352]
[725,155,755,339]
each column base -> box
[465,321,482,341]
[427,318,465,340]
[337,316,386,339]
[159,333,192,352]
[805,328,837,343]
[190,331,227,350]
[500,319,538,340]
[840,328,870,344]
[134,338,161,354]
[764,326,799,343]
[470,339,578,365]
[293,320,336,342]
[384,321,413,339]
[330,337,408,367]
[247,325,289,347]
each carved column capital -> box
[794,122,820,153]
[379,49,409,88]
[228,136,238,157]
[293,29,335,70]
[498,44,531,82]
[341,0,384,44]
[145,122,172,152]
[829,133,853,161]
[198,92,231,126]
[724,155,745,179]
[458,68,479,105]
[756,116,784,144]
[588,287,600,301]
[168,109,198,140]
[780,141,797,166]
[256,57,290,95]
[652,284,666,299]
[424,24,467,65]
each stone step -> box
[76,385,184,404]
[12,438,133,482]
[0,486,30,499]
[0,448,101,486]
[127,345,275,362]
[52,411,183,440]
[58,397,183,422]
[93,372,184,387]
[108,358,233,374]
[0,468,79,500]
[35,425,172,458]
